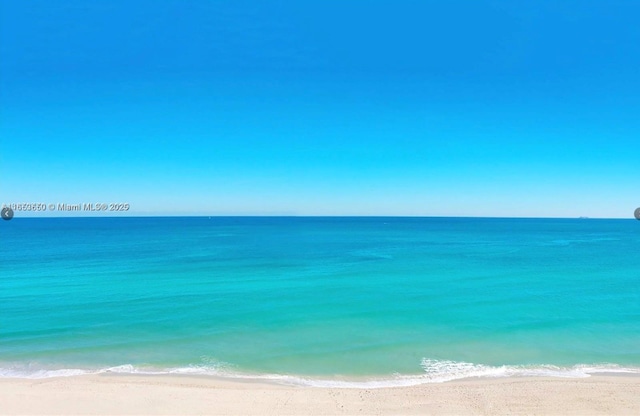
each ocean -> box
[1,217,639,387]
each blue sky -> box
[1,0,639,217]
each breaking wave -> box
[2,359,639,388]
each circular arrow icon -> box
[1,207,14,220]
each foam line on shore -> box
[2,360,639,388]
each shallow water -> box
[2,217,639,385]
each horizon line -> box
[3,214,635,220]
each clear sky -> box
[1,0,639,217]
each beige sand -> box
[1,374,639,415]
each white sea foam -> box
[0,367,90,379]
[1,360,639,388]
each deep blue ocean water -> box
[1,217,639,386]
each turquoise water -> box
[1,217,639,385]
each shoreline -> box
[4,362,640,387]
[2,374,639,415]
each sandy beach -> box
[1,374,639,415]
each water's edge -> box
[3,360,640,388]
